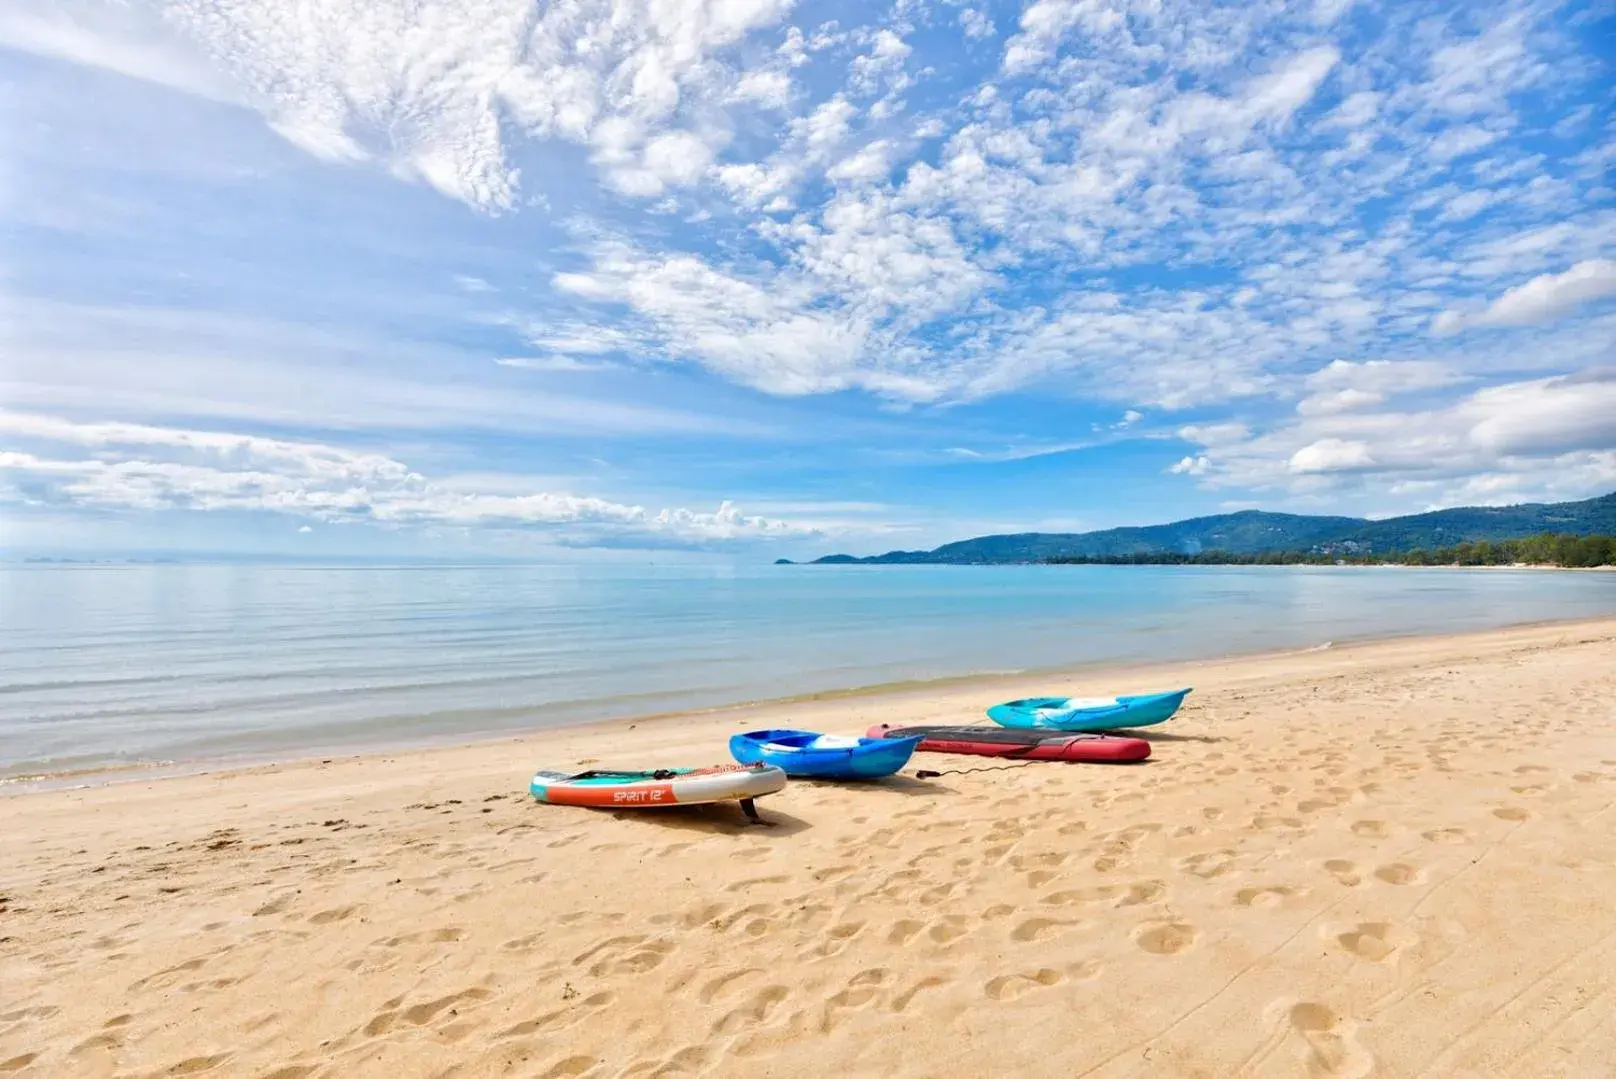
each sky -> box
[1,0,1613,559]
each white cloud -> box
[1322,91,1380,129]
[1001,0,1092,75]
[1169,455,1209,475]
[1428,125,1501,161]
[1,299,751,436]
[1433,259,1616,334]
[1460,373,1616,456]
[0,411,816,546]
[1298,360,1459,414]
[0,1,235,103]
[1289,438,1377,473]
[641,130,717,189]
[297,524,313,533]
[552,243,872,396]
[825,141,893,184]
[494,356,610,372]
[14,0,799,210]
[959,9,995,41]
[849,29,911,95]
[730,69,793,109]
[797,95,859,158]
[1174,372,1616,506]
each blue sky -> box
[1,0,1613,558]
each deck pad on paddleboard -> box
[529,763,787,810]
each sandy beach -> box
[3,618,1614,1078]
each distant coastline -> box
[789,491,1616,566]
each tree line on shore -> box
[1043,533,1616,568]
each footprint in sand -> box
[1422,828,1470,844]
[886,919,925,945]
[161,1054,232,1074]
[984,969,1063,1000]
[1134,923,1198,955]
[308,906,359,925]
[1283,1001,1375,1078]
[890,975,949,1013]
[1179,851,1237,879]
[579,936,674,978]
[820,969,889,1032]
[1333,922,1413,963]
[1010,917,1077,942]
[1116,880,1167,906]
[537,1056,595,1078]
[1323,860,1362,887]
[498,992,612,1039]
[364,987,494,1036]
[1042,885,1119,906]
[808,921,865,958]
[1373,864,1421,886]
[1350,820,1391,838]
[710,986,790,1036]
[698,969,762,1004]
[1234,885,1302,908]
[1493,806,1530,821]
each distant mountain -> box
[1330,493,1616,553]
[791,492,1616,564]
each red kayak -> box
[866,723,1150,762]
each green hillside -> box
[1327,492,1616,553]
[796,492,1616,564]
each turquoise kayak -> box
[986,688,1191,732]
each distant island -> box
[784,491,1616,566]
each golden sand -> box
[3,618,1614,1077]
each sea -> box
[4,562,1614,785]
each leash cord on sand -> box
[914,761,1042,779]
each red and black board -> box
[865,723,1150,763]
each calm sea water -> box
[3,562,1614,782]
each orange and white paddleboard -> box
[529,763,787,819]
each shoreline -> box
[3,616,1613,1075]
[8,611,1615,796]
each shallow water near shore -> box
[4,561,1614,780]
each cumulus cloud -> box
[1169,455,1210,475]
[1289,438,1377,474]
[959,9,995,41]
[0,411,815,546]
[1434,259,1616,334]
[730,69,793,109]
[1172,372,1616,505]
[1297,360,1460,415]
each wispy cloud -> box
[0,411,817,546]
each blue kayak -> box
[987,688,1191,732]
[728,729,921,779]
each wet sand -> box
[2,618,1614,1077]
